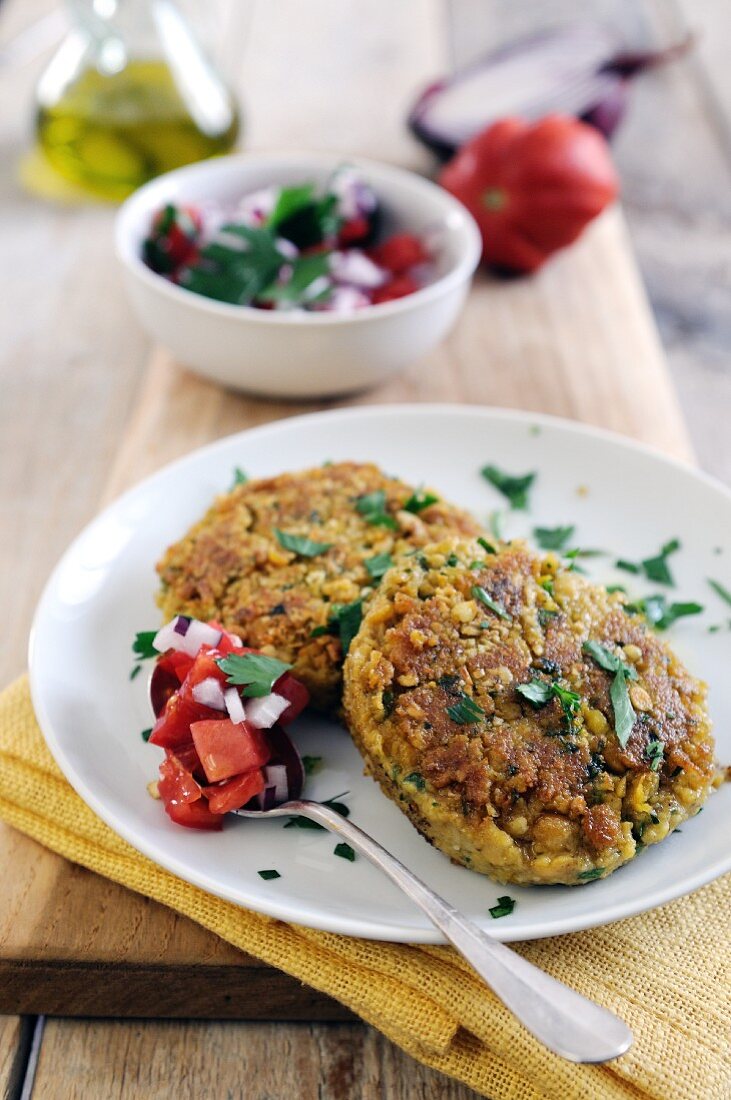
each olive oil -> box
[36,59,239,201]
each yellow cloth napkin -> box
[1,676,729,1099]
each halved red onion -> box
[224,685,247,724]
[246,692,288,729]
[153,616,222,657]
[329,249,386,289]
[192,677,226,710]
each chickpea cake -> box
[343,537,715,886]
[156,462,480,711]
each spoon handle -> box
[291,800,632,1064]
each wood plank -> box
[0,1015,33,1100]
[31,1019,481,1100]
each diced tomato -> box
[158,753,201,806]
[158,649,195,684]
[191,718,271,783]
[205,768,266,815]
[163,797,222,831]
[338,215,371,245]
[371,274,420,305]
[274,673,310,724]
[149,692,216,748]
[368,233,427,275]
[168,740,204,778]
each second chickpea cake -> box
[343,537,715,886]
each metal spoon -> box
[233,799,632,1063]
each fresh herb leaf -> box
[616,559,640,574]
[642,539,680,586]
[516,677,580,731]
[403,489,439,514]
[489,510,504,539]
[355,490,398,530]
[646,737,664,772]
[274,528,332,558]
[537,609,559,628]
[382,689,395,717]
[582,640,638,680]
[577,868,604,881]
[130,664,143,681]
[365,552,393,581]
[606,584,627,594]
[334,842,356,862]
[259,253,332,306]
[625,594,703,630]
[216,652,292,697]
[477,537,496,554]
[516,678,553,707]
[533,525,575,551]
[302,755,322,776]
[231,466,248,488]
[404,772,426,791]
[267,182,315,229]
[258,869,281,880]
[471,585,511,621]
[141,727,152,742]
[708,577,731,607]
[183,224,285,305]
[333,600,363,654]
[481,465,535,510]
[445,553,459,567]
[283,796,350,830]
[488,895,515,918]
[274,192,341,250]
[582,641,638,748]
[132,631,158,661]
[538,577,554,596]
[446,693,485,725]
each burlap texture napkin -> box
[1,676,729,1099]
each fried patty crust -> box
[156,463,480,710]
[343,537,715,885]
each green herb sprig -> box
[355,490,398,530]
[582,641,638,748]
[446,693,485,725]
[489,895,516,918]
[481,465,536,510]
[216,652,292,697]
[275,528,332,558]
[471,586,511,621]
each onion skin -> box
[439,115,619,274]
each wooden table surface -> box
[1,1,730,1097]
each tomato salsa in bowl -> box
[115,153,481,397]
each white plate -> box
[29,406,731,943]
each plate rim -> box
[28,403,731,943]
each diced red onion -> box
[246,692,288,730]
[315,285,370,312]
[224,686,247,724]
[330,167,378,221]
[192,677,226,710]
[329,249,386,289]
[153,616,222,658]
[264,723,305,801]
[236,187,277,226]
[275,237,299,260]
[254,763,289,810]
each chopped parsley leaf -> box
[132,630,158,661]
[582,641,638,748]
[275,529,332,558]
[284,796,350,830]
[646,737,664,772]
[141,727,152,742]
[404,772,426,791]
[216,652,292,697]
[489,510,505,539]
[606,584,626,594]
[231,466,248,488]
[481,465,536,510]
[302,755,322,776]
[537,609,559,628]
[516,677,580,732]
[258,869,281,880]
[445,552,459,567]
[130,664,143,681]
[489,895,516,919]
[472,585,511,621]
[332,599,363,654]
[708,577,731,607]
[403,489,439,514]
[533,525,575,551]
[382,689,395,717]
[625,594,703,630]
[477,537,496,555]
[355,490,397,530]
[446,693,485,725]
[538,577,554,595]
[616,559,640,575]
[334,842,356,862]
[642,539,680,586]
[365,552,393,581]
[577,868,604,881]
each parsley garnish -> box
[646,737,663,772]
[489,510,504,539]
[537,609,559,627]
[481,465,535,510]
[616,559,640,575]
[516,677,581,732]
[471,585,511,621]
[141,727,152,742]
[446,553,459,567]
[489,895,515,918]
[403,489,439,514]
[446,693,485,725]
[231,466,248,488]
[582,641,638,748]
[477,537,496,555]
[365,552,393,580]
[577,868,604,881]
[332,600,363,654]
[283,795,349,830]
[404,772,426,791]
[132,631,158,661]
[625,594,703,630]
[130,664,143,682]
[302,755,322,776]
[181,224,286,305]
[260,253,332,306]
[382,689,395,717]
[258,869,281,880]
[617,540,680,586]
[355,490,397,530]
[274,528,332,558]
[216,652,292,697]
[334,842,356,862]
[533,525,575,551]
[708,577,731,607]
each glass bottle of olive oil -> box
[35,0,240,201]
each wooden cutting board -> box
[0,208,695,1020]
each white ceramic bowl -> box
[115,153,481,398]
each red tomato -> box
[163,798,222,831]
[168,741,204,778]
[190,718,271,783]
[338,215,371,245]
[439,115,619,273]
[371,275,420,305]
[149,692,215,748]
[274,673,310,724]
[205,769,266,815]
[368,233,427,274]
[158,754,201,806]
[158,649,195,683]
